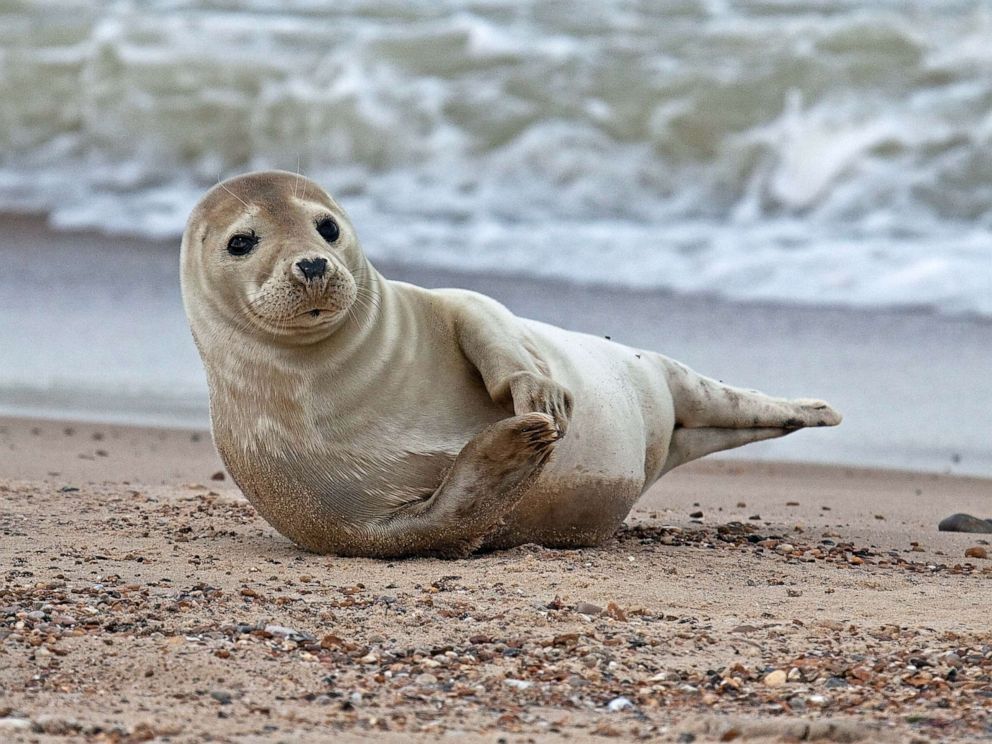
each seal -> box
[181,170,842,558]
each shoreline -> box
[1,214,991,476]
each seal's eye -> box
[227,233,258,256]
[316,217,339,244]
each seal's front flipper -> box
[354,413,560,558]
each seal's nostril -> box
[296,257,328,281]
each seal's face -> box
[181,171,363,344]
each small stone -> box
[763,669,787,687]
[848,555,864,565]
[607,696,634,712]
[52,615,76,626]
[31,715,80,735]
[776,543,795,554]
[850,666,872,681]
[689,511,703,519]
[264,624,313,643]
[575,601,603,616]
[503,678,532,690]
[939,514,992,534]
[210,690,233,705]
[211,471,226,481]
[943,652,962,668]
[415,673,438,686]
[965,546,988,559]
[807,693,830,706]
[825,676,848,688]
[787,667,802,682]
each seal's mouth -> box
[291,305,338,322]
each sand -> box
[2,415,991,743]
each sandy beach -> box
[2,415,991,743]
[4,3,992,740]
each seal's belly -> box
[488,320,676,548]
[214,348,507,531]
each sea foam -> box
[1,0,990,316]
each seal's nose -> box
[296,257,327,281]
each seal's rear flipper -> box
[661,426,789,474]
[349,412,561,558]
[660,356,842,430]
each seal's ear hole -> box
[227,232,258,256]
[316,217,340,244]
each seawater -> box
[1,0,991,316]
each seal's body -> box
[182,171,841,557]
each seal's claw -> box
[513,412,561,455]
[792,399,843,427]
[506,371,574,437]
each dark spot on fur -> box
[783,417,802,428]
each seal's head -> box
[181,170,364,346]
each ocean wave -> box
[0,0,990,316]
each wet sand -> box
[2,416,991,742]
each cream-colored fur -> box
[181,171,841,557]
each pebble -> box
[264,624,313,642]
[575,601,603,616]
[607,696,634,712]
[210,691,232,705]
[33,715,80,735]
[763,670,787,687]
[964,546,988,559]
[938,513,992,534]
[503,678,532,690]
